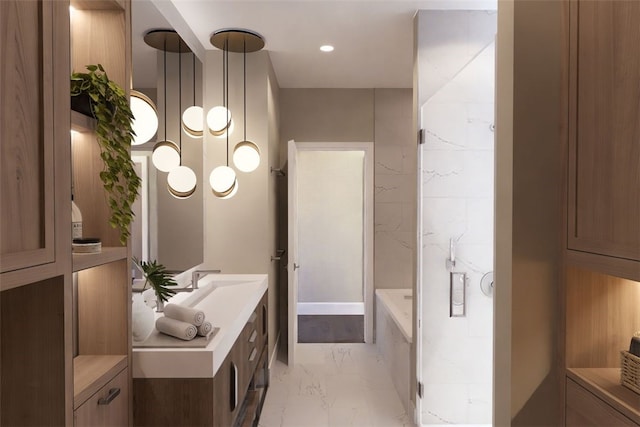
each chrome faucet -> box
[155,269,222,312]
[191,269,221,289]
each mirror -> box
[130,0,204,274]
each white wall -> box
[297,150,364,303]
[418,10,496,425]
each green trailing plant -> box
[133,257,177,304]
[71,64,141,245]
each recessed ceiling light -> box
[320,45,334,52]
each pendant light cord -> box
[225,39,230,167]
[192,52,196,107]
[178,41,182,166]
[163,39,167,141]
[243,38,247,142]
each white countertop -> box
[132,273,267,379]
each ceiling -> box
[132,0,497,90]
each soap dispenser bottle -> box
[71,195,83,239]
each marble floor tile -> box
[259,343,412,427]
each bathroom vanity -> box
[132,274,269,427]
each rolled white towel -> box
[163,303,205,326]
[197,321,213,337]
[155,317,197,341]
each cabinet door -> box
[213,353,234,427]
[567,0,640,263]
[566,378,637,426]
[75,368,128,427]
[0,0,64,273]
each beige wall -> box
[495,0,563,424]
[374,89,416,291]
[279,88,415,292]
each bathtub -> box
[376,288,412,417]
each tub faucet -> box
[191,269,221,289]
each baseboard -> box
[297,302,365,315]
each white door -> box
[287,140,300,365]
[287,140,374,365]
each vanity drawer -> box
[75,368,128,427]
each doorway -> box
[287,141,374,364]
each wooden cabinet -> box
[1,0,132,425]
[0,0,70,281]
[566,372,640,426]
[562,2,640,423]
[212,295,269,427]
[134,290,269,427]
[75,364,129,427]
[1,1,73,425]
[70,0,133,425]
[567,0,640,281]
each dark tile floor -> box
[297,315,364,343]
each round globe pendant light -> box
[208,28,265,198]
[232,37,260,173]
[207,32,233,137]
[182,106,204,137]
[209,165,237,198]
[167,34,196,198]
[148,30,181,172]
[206,106,232,137]
[152,140,180,172]
[146,29,197,198]
[130,90,158,145]
[168,165,197,198]
[233,141,260,172]
[181,53,204,138]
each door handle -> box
[293,263,300,270]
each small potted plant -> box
[133,257,178,305]
[131,258,178,341]
[71,64,141,245]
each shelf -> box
[70,0,124,11]
[74,354,127,409]
[73,246,127,272]
[567,368,640,424]
[71,110,96,133]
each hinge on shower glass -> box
[418,128,425,145]
[417,380,423,398]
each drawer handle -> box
[247,312,257,324]
[249,330,257,343]
[97,388,121,406]
[249,348,257,362]
[230,362,238,411]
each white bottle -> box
[71,197,83,239]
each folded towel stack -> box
[155,303,214,341]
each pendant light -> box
[232,38,261,173]
[167,41,197,199]
[206,36,232,137]
[148,30,180,172]
[181,53,204,138]
[209,38,237,198]
[130,90,158,145]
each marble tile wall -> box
[376,293,411,416]
[418,10,496,425]
[374,89,416,290]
